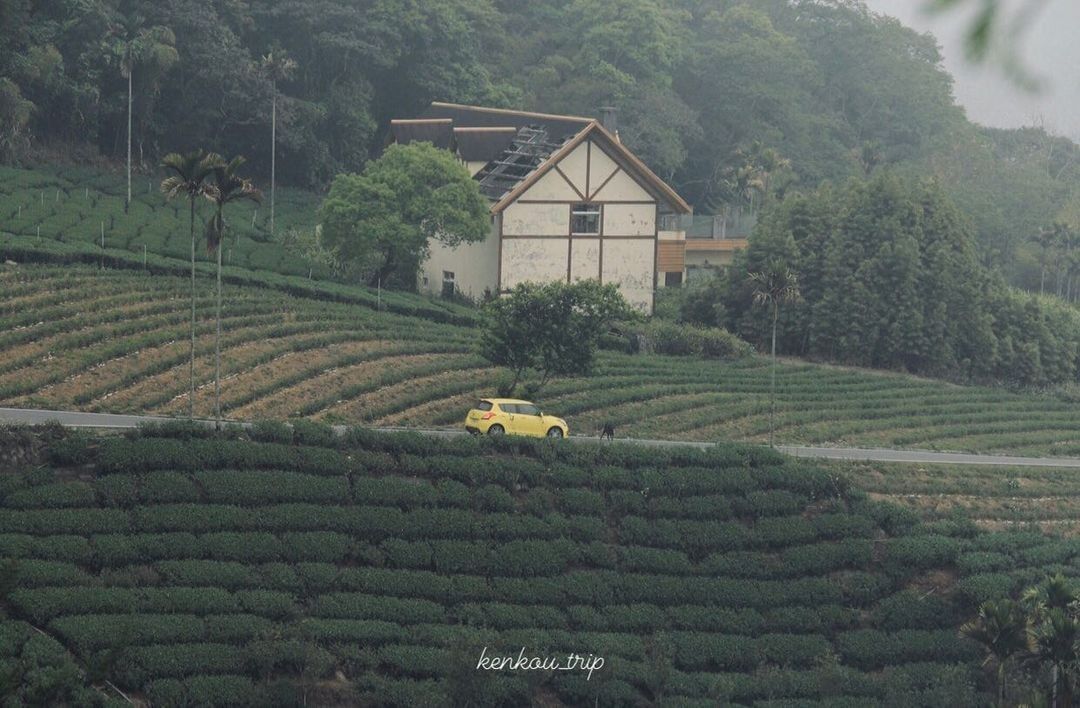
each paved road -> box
[3,406,1080,468]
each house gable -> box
[494,123,690,214]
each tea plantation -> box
[8,261,1080,455]
[9,421,1069,706]
[0,164,321,278]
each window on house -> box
[442,271,455,298]
[571,203,601,235]
[665,271,683,287]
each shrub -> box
[623,320,751,359]
[234,590,298,620]
[118,643,244,685]
[834,630,979,670]
[250,420,293,445]
[381,539,433,570]
[353,477,438,508]
[95,475,137,508]
[49,614,204,654]
[203,617,272,643]
[884,535,961,575]
[430,541,492,575]
[279,532,352,563]
[289,419,338,448]
[311,593,445,624]
[92,532,198,567]
[873,591,961,631]
[153,560,255,590]
[199,532,280,563]
[3,482,95,509]
[0,508,128,535]
[139,472,200,503]
[491,539,576,577]
[474,484,515,513]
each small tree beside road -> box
[479,280,637,396]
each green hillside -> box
[0,164,322,279]
[8,261,1080,456]
[0,422,1037,706]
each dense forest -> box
[683,173,1080,387]
[1,0,1079,286]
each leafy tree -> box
[0,78,32,159]
[105,7,177,211]
[479,280,637,396]
[205,155,261,428]
[961,599,1031,706]
[748,260,800,448]
[319,142,489,288]
[161,149,225,419]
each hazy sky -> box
[862,0,1080,140]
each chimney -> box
[598,106,618,140]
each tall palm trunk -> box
[126,69,132,213]
[769,302,778,448]
[189,197,196,419]
[215,224,223,430]
[270,81,276,240]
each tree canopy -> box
[318,142,490,288]
[1,0,1079,287]
[480,280,637,395]
[687,173,1080,387]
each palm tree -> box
[962,598,1031,706]
[749,261,801,448]
[1022,574,1079,708]
[1025,608,1079,708]
[161,150,225,419]
[258,50,297,240]
[204,156,261,429]
[107,10,177,213]
[1032,224,1061,296]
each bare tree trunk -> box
[126,69,132,213]
[1040,265,1046,296]
[769,302,778,448]
[215,233,222,430]
[189,198,196,420]
[270,81,276,240]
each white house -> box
[389,102,693,313]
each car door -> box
[515,403,544,436]
[499,403,521,434]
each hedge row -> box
[49,613,273,654]
[834,629,979,670]
[97,438,352,475]
[9,586,298,623]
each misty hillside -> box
[1,0,1077,286]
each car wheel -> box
[546,427,564,439]
[487,424,505,436]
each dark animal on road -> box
[600,422,615,441]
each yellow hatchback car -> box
[464,398,569,439]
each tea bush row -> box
[49,613,273,654]
[9,586,298,623]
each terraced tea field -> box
[0,164,321,278]
[0,423,1012,705]
[7,263,1080,456]
[850,459,1080,536]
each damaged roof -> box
[452,127,518,164]
[388,102,691,215]
[389,119,454,150]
